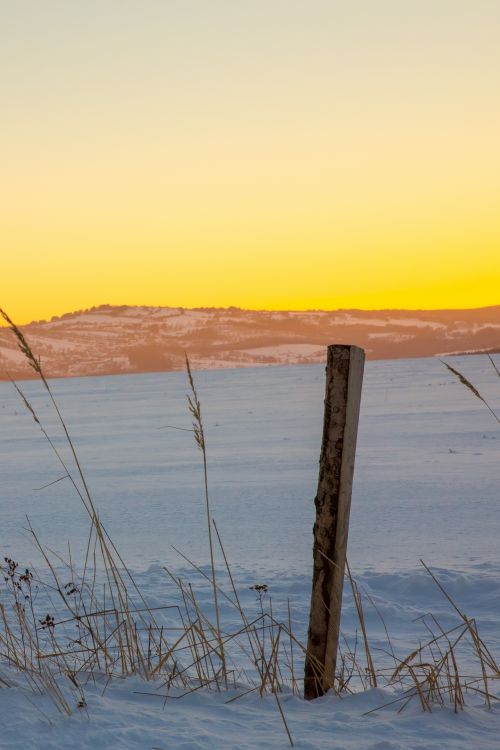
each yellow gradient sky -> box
[2,1,499,324]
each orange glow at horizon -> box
[1,2,499,325]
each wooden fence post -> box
[304,344,365,700]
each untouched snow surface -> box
[0,355,499,748]
[2,674,500,750]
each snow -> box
[241,344,325,357]
[0,346,23,364]
[3,306,500,381]
[451,324,500,334]
[2,674,500,750]
[65,313,127,325]
[0,355,499,748]
[329,315,445,329]
[385,318,446,330]
[1,678,500,750]
[24,336,71,352]
[367,332,414,342]
[437,348,496,356]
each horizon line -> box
[2,301,499,328]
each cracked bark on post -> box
[304,344,365,700]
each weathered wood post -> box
[304,344,365,700]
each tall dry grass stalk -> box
[0,308,170,681]
[441,358,499,424]
[185,355,226,687]
[487,354,500,380]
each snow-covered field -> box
[0,355,499,748]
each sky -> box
[1,1,499,324]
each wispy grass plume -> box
[441,359,499,424]
[185,354,227,687]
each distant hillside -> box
[0,304,499,380]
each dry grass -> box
[441,357,499,424]
[0,311,499,742]
[185,354,226,687]
[0,309,305,740]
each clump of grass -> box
[371,561,500,715]
[0,310,300,742]
[0,308,172,682]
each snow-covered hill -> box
[1,304,499,380]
